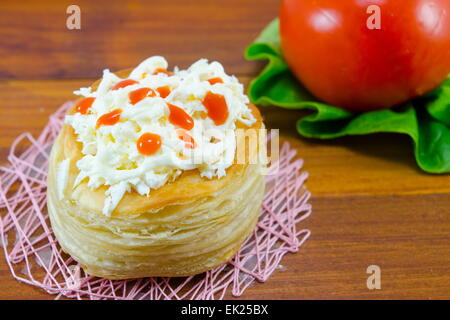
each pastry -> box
[47,56,266,279]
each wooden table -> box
[1,0,449,300]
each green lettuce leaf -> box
[245,19,450,174]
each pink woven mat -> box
[0,101,311,300]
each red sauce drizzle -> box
[111,79,139,90]
[153,68,174,76]
[177,129,196,149]
[129,87,156,105]
[137,133,162,155]
[202,91,229,125]
[208,77,223,85]
[148,89,157,97]
[75,97,95,114]
[168,103,194,130]
[96,109,122,128]
[156,86,171,98]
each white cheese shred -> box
[56,159,70,200]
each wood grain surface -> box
[1,0,450,300]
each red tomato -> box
[280,0,450,111]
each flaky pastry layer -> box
[47,70,266,279]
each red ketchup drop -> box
[153,68,174,76]
[75,97,95,114]
[207,77,223,85]
[111,79,139,90]
[137,133,162,155]
[156,86,171,98]
[177,129,196,149]
[96,109,122,128]
[202,91,229,125]
[168,103,194,131]
[129,87,156,105]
